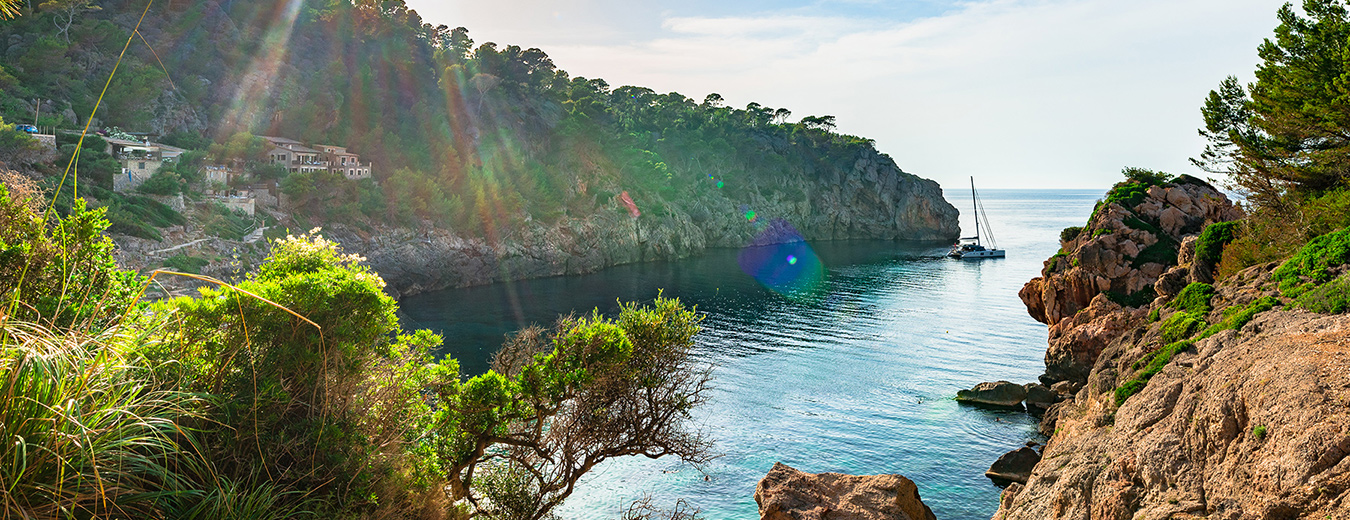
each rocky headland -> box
[111,148,957,299]
[986,177,1350,518]
[339,147,956,298]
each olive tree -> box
[430,297,714,520]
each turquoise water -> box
[399,189,1101,519]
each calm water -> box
[399,189,1101,520]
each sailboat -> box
[947,177,1005,260]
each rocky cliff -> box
[324,147,958,299]
[1019,177,1242,384]
[998,269,1350,519]
[996,179,1350,518]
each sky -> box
[403,0,1289,190]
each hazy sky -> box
[403,0,1287,190]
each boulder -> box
[985,447,1042,484]
[1023,383,1059,413]
[955,381,1027,407]
[755,463,936,520]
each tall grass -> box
[0,320,203,518]
[0,319,321,519]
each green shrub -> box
[151,233,448,514]
[137,169,185,195]
[1102,182,1152,212]
[1132,238,1180,268]
[1060,226,1084,242]
[1201,296,1279,336]
[1121,167,1175,187]
[1161,311,1205,343]
[1295,274,1350,314]
[1195,221,1239,264]
[0,187,143,330]
[1147,307,1161,322]
[1105,288,1156,308]
[1252,425,1267,440]
[1169,283,1215,314]
[1115,340,1195,405]
[162,254,209,274]
[1271,228,1350,296]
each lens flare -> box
[737,219,825,300]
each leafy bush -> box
[137,169,185,195]
[1271,228,1350,296]
[1169,283,1215,314]
[0,186,143,330]
[1132,239,1180,268]
[1161,311,1205,343]
[1115,340,1195,405]
[150,233,448,515]
[1295,275,1350,314]
[162,254,209,274]
[432,297,713,518]
[1121,167,1174,187]
[1252,425,1267,440]
[1201,296,1279,337]
[1102,182,1152,212]
[1158,283,1218,343]
[1104,288,1156,308]
[1060,226,1083,242]
[1195,221,1239,264]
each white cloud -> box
[408,0,1286,190]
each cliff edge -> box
[998,176,1350,518]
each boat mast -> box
[970,176,980,246]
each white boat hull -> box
[957,249,1005,260]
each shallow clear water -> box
[399,189,1101,520]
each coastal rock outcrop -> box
[955,381,1027,408]
[755,463,936,520]
[985,446,1042,484]
[996,307,1350,519]
[1019,178,1242,384]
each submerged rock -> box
[754,462,936,520]
[985,446,1041,485]
[955,381,1027,407]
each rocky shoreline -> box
[114,148,960,300]
[955,177,1350,518]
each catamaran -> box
[947,177,1005,260]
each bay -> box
[399,189,1102,519]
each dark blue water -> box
[398,189,1101,519]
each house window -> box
[138,162,146,170]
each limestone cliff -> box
[326,147,958,299]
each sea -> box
[398,189,1103,520]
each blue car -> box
[14,124,38,133]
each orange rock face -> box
[1021,179,1243,383]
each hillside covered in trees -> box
[0,0,957,258]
